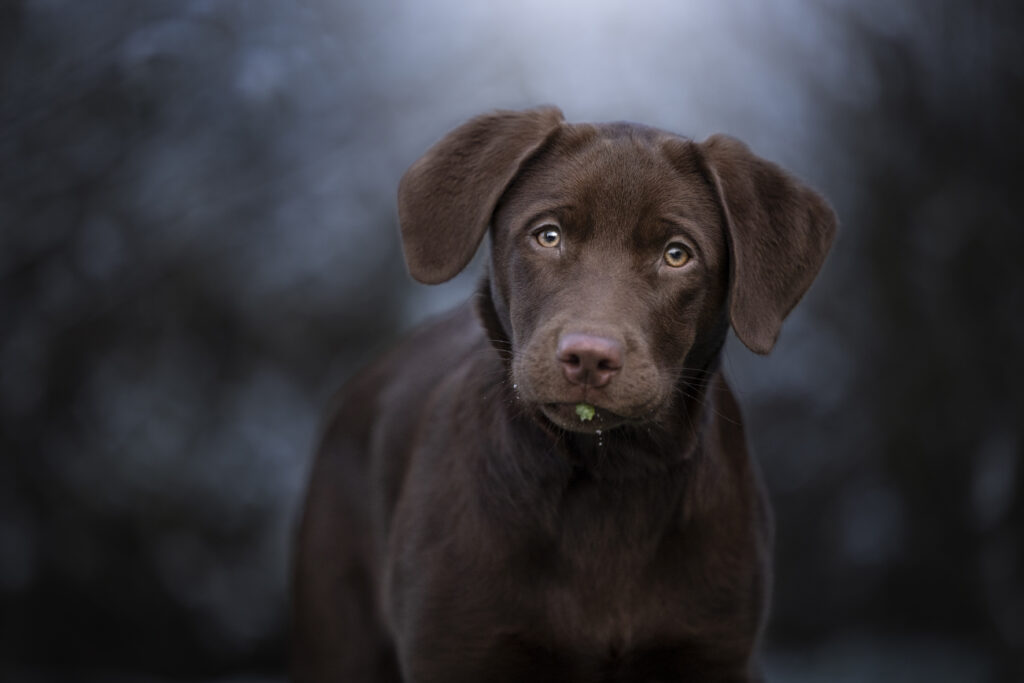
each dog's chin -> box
[536,402,634,434]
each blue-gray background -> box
[2,0,1022,680]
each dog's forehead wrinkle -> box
[512,134,699,241]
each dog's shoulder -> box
[317,299,486,454]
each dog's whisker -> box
[670,382,743,428]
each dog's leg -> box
[292,444,400,683]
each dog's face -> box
[489,125,729,432]
[398,108,836,434]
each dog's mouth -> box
[539,402,631,433]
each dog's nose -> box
[556,333,623,388]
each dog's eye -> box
[536,226,561,248]
[663,243,691,268]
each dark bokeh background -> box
[2,0,1022,681]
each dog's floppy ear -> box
[698,135,837,354]
[397,107,565,284]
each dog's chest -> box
[519,475,693,649]
[391,441,761,680]
[538,555,660,655]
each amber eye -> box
[536,225,561,248]
[663,243,691,268]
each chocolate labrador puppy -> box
[293,107,836,682]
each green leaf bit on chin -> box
[575,403,596,422]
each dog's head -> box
[398,107,835,433]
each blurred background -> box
[2,0,1022,680]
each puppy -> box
[293,107,836,682]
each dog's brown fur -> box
[292,107,836,682]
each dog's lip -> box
[539,402,630,433]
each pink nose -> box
[556,333,623,388]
